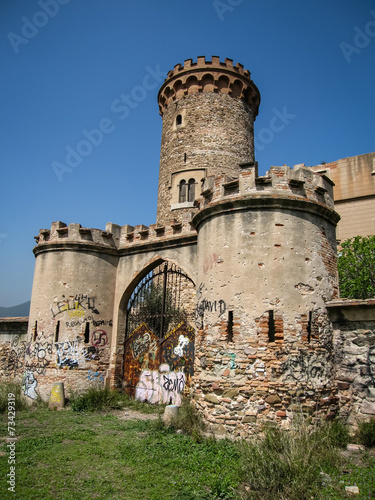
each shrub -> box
[240,420,343,499]
[338,235,375,299]
[327,420,350,448]
[357,418,375,448]
[0,381,29,412]
[70,386,124,412]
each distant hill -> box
[0,301,30,318]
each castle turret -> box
[156,56,260,225]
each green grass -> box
[0,395,374,499]
[0,408,241,499]
[357,418,375,448]
[68,386,164,415]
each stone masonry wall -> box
[328,300,375,428]
[0,318,28,384]
[156,92,255,225]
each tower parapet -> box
[157,56,260,117]
[34,217,197,255]
[195,165,337,223]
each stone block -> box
[163,405,179,426]
[360,401,375,415]
[265,394,281,404]
[222,389,239,399]
[204,394,220,404]
[48,383,65,410]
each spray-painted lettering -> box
[51,294,99,318]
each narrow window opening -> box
[179,179,187,202]
[227,311,233,342]
[176,114,182,126]
[84,322,90,344]
[184,152,187,163]
[268,310,275,342]
[188,178,195,202]
[307,311,312,343]
[55,321,60,343]
[33,321,38,342]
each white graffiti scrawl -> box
[55,339,96,368]
[22,370,38,399]
[173,335,189,357]
[135,364,186,405]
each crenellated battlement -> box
[165,56,251,79]
[34,216,197,253]
[196,164,337,220]
[158,56,260,117]
[34,165,337,255]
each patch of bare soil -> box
[110,408,160,421]
[339,447,375,467]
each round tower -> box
[156,56,260,225]
[192,166,341,435]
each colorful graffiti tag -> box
[123,321,194,403]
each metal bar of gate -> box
[159,263,168,337]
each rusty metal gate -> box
[123,262,195,404]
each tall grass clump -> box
[240,418,344,499]
[0,381,29,412]
[70,386,124,412]
[357,418,375,448]
[170,397,206,442]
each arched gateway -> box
[122,261,195,405]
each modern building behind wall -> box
[1,57,375,436]
[310,152,375,242]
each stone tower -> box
[156,56,260,225]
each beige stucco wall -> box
[26,246,117,399]
[311,152,375,241]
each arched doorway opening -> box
[122,261,195,404]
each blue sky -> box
[0,0,374,307]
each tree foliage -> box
[128,281,185,337]
[338,235,375,299]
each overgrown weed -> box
[169,397,206,441]
[240,416,345,499]
[69,386,163,414]
[357,418,375,448]
[0,381,29,412]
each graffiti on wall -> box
[22,370,38,399]
[162,325,194,377]
[55,338,98,369]
[281,351,330,385]
[66,317,112,328]
[131,331,158,366]
[135,364,186,405]
[7,336,27,375]
[203,252,222,275]
[51,293,99,319]
[123,321,195,402]
[194,283,226,328]
[87,369,105,383]
[91,329,108,347]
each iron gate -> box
[123,262,195,404]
